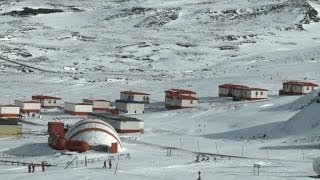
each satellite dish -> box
[313,157,320,175]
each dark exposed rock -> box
[134,7,181,27]
[176,42,196,48]
[2,7,63,16]
[219,46,239,50]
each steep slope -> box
[204,90,320,140]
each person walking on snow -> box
[108,160,112,169]
[31,163,35,173]
[28,164,31,173]
[103,160,106,169]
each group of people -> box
[27,161,47,173]
[28,163,36,173]
[103,160,112,169]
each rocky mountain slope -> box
[0,0,319,83]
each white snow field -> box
[1,0,320,179]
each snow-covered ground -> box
[0,0,320,179]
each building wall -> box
[283,85,292,93]
[120,121,144,131]
[83,100,110,110]
[0,107,20,115]
[127,103,144,114]
[87,115,143,133]
[133,94,150,103]
[22,103,41,111]
[232,89,244,98]
[104,119,122,130]
[115,102,127,112]
[246,90,268,99]
[166,91,197,98]
[0,125,22,137]
[64,103,76,112]
[116,102,144,114]
[15,101,40,113]
[219,87,231,96]
[292,85,302,93]
[74,105,92,113]
[165,98,181,107]
[166,98,198,107]
[302,86,319,94]
[41,99,62,108]
[181,99,198,107]
[93,101,110,109]
[120,93,150,103]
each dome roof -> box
[65,119,122,151]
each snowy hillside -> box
[0,0,320,179]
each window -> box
[134,110,136,114]
[190,100,193,104]
[49,100,51,103]
[307,87,309,90]
[54,100,56,104]
[255,91,258,96]
[260,92,263,95]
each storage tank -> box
[65,119,123,152]
[48,122,65,137]
[65,140,89,153]
[48,135,65,150]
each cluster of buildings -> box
[0,80,318,138]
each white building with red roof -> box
[218,84,250,97]
[64,102,93,116]
[0,105,20,119]
[115,100,145,114]
[165,89,199,110]
[32,95,62,108]
[218,84,268,101]
[235,87,268,100]
[280,81,319,95]
[14,100,41,117]
[120,91,150,103]
[83,99,111,111]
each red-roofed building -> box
[120,91,150,103]
[280,81,319,95]
[218,84,249,97]
[218,84,268,101]
[14,100,41,117]
[83,99,111,111]
[64,102,92,116]
[165,89,199,109]
[0,105,20,119]
[32,95,62,108]
[236,88,268,100]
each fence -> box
[1,152,38,158]
[0,159,57,167]
[64,153,131,169]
